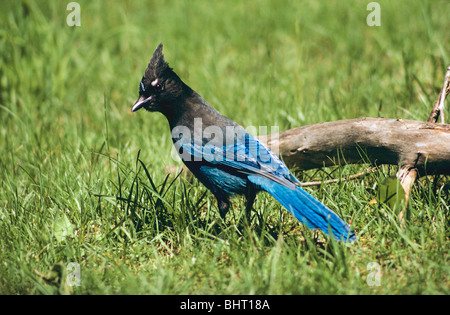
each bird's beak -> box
[131,95,152,112]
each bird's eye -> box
[151,79,162,91]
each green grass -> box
[0,0,449,295]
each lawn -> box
[0,0,449,295]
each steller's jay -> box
[132,43,355,242]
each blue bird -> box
[132,43,356,242]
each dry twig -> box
[427,65,450,124]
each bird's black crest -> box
[144,43,171,80]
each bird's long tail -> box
[248,176,356,242]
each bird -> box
[131,43,356,242]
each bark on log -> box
[258,117,450,176]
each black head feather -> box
[132,43,192,113]
[144,43,171,80]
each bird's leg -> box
[217,198,230,219]
[244,183,257,222]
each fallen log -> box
[258,117,450,176]
[258,118,450,202]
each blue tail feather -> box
[248,176,356,242]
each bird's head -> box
[132,43,190,113]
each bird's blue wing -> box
[177,132,299,190]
